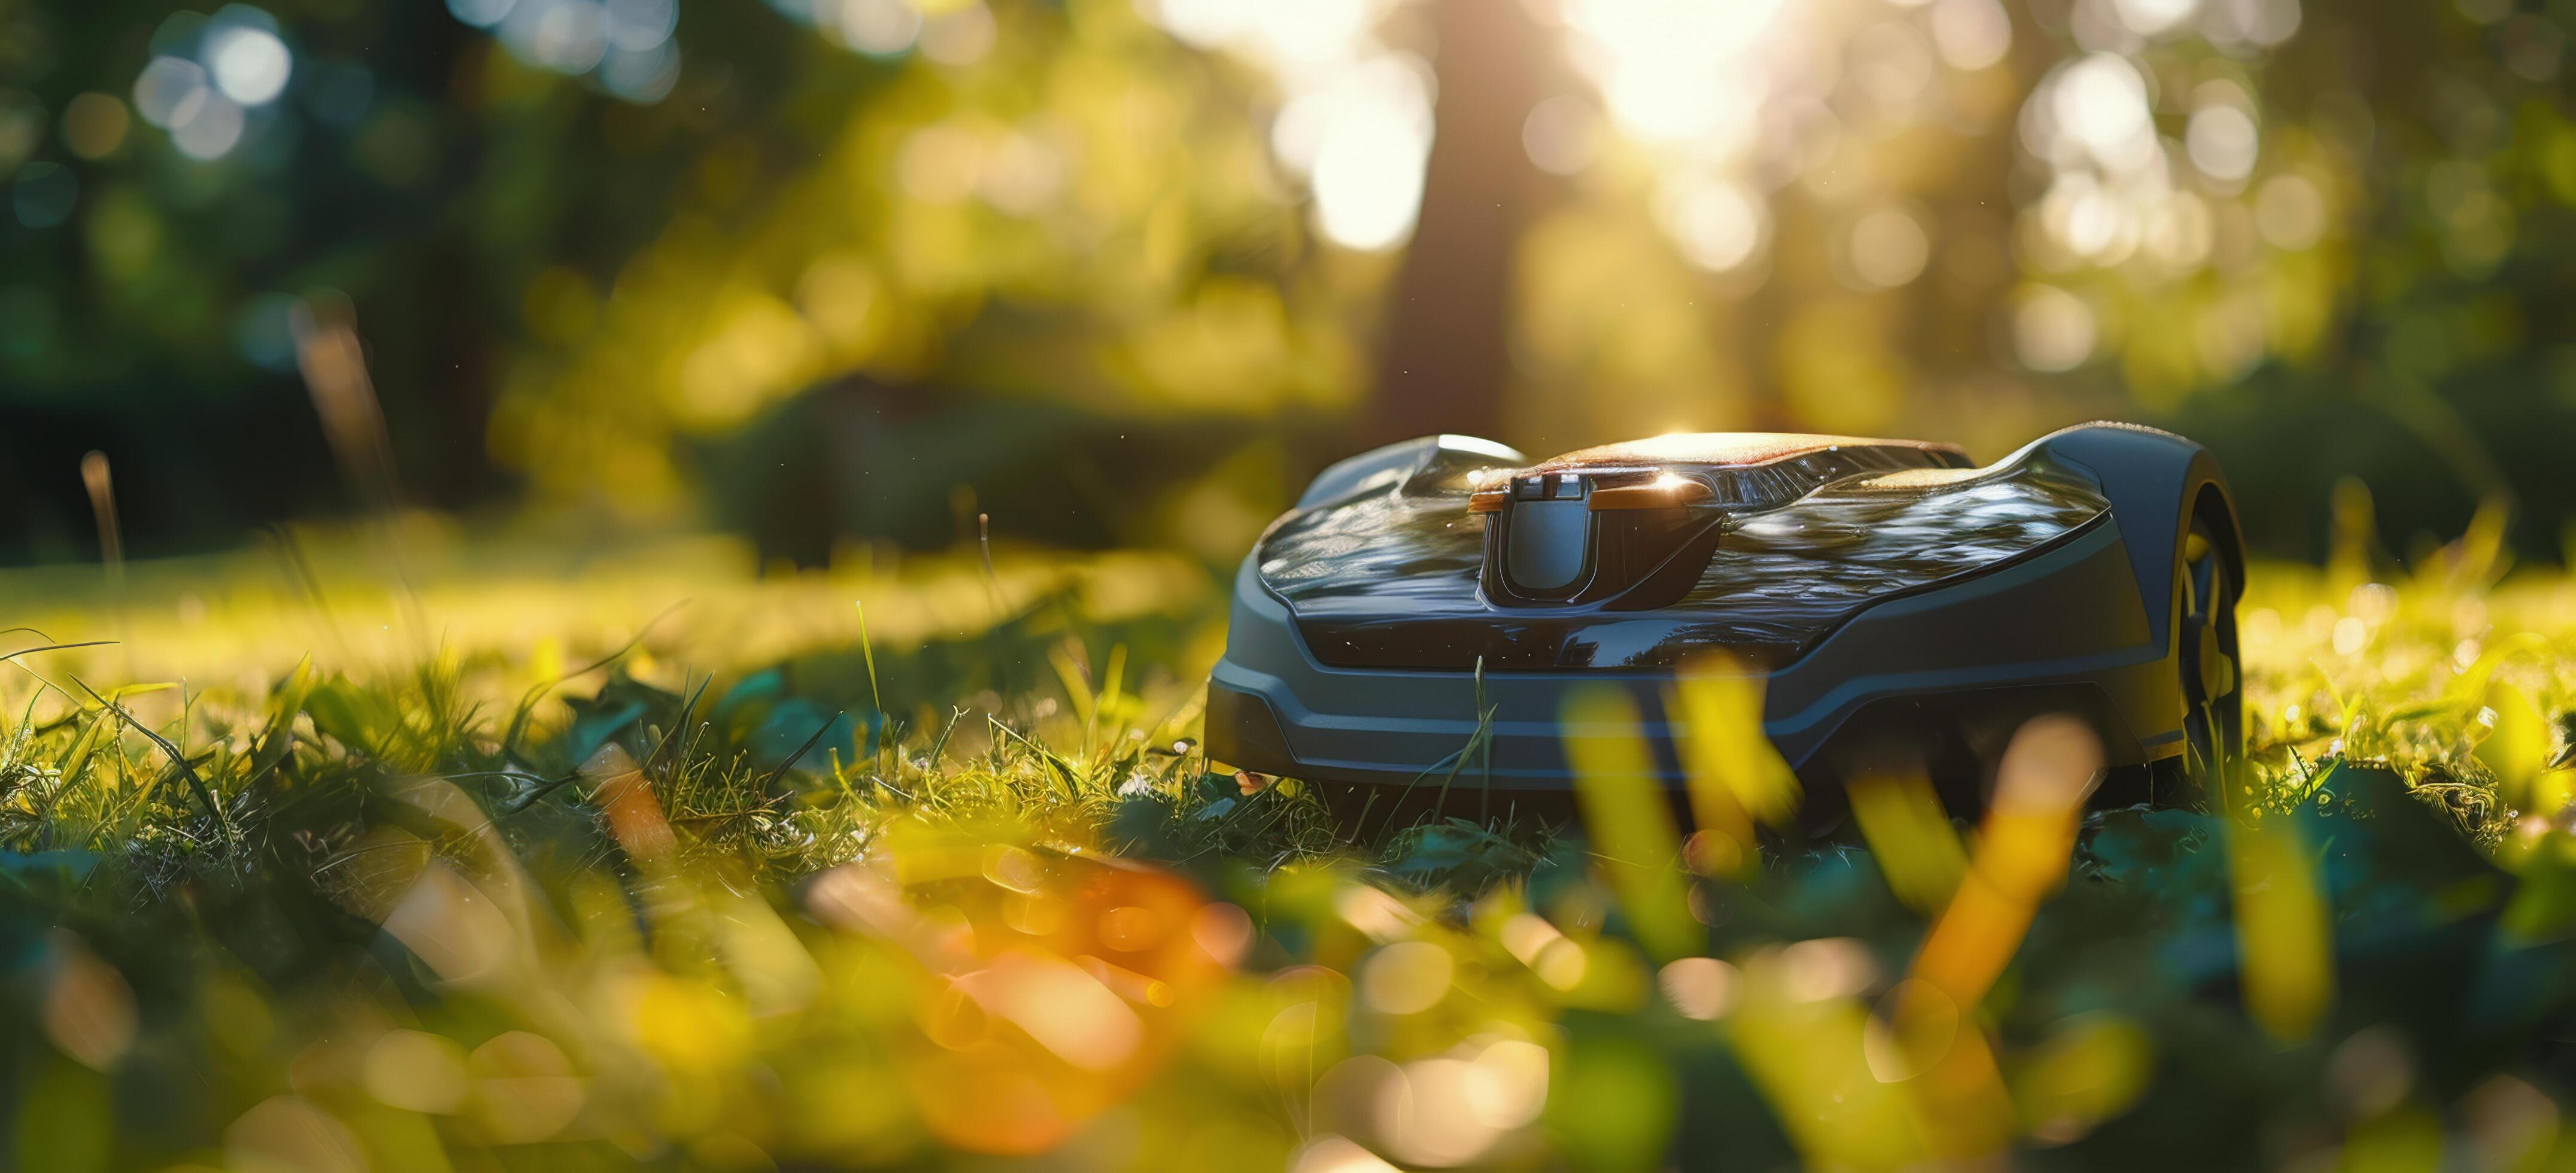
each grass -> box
[1,514,2574,1170]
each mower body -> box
[1204,424,2243,795]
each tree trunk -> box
[1364,0,1544,448]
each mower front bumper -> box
[1204,517,2182,789]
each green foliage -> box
[16,0,2576,569]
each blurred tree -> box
[2035,0,2576,557]
[1364,0,1541,447]
[484,0,1364,558]
[0,0,764,557]
[10,0,2576,565]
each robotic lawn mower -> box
[1204,424,2243,815]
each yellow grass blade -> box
[2227,813,2334,1041]
[1561,685,1698,963]
[1668,655,1800,876]
[1846,765,1967,915]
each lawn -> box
[2,514,2573,1171]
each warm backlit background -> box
[8,5,2576,1169]
[5,0,2574,572]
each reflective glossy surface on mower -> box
[1208,424,2246,800]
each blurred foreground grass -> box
[4,517,2576,1171]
